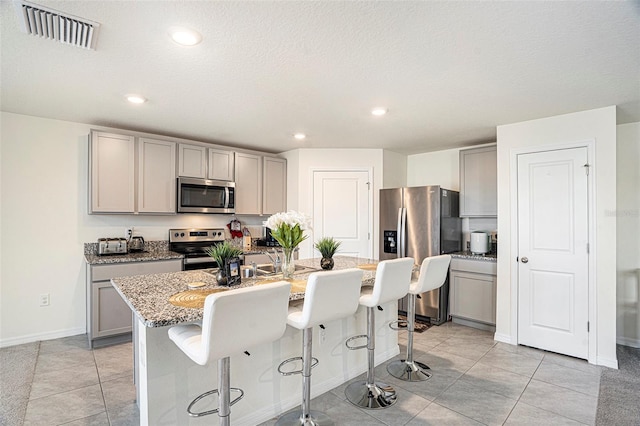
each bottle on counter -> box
[243,227,252,251]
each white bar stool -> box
[344,257,414,409]
[387,254,451,381]
[168,281,291,426]
[276,268,363,426]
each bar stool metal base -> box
[276,409,334,426]
[344,380,397,409]
[386,359,432,381]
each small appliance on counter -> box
[470,231,490,255]
[260,227,281,247]
[128,236,145,252]
[98,238,128,255]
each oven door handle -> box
[183,257,215,265]
[224,187,230,209]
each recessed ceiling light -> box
[293,133,307,141]
[371,107,388,116]
[126,95,147,104]
[169,27,202,46]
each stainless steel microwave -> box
[177,177,235,214]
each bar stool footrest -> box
[277,356,319,376]
[388,320,408,331]
[345,334,368,350]
[187,387,244,417]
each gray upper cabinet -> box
[235,152,262,215]
[235,153,287,215]
[208,148,235,181]
[138,138,176,214]
[459,145,497,217]
[89,131,177,215]
[177,143,207,178]
[262,156,286,215]
[89,131,136,213]
[178,143,235,181]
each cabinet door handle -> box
[521,257,529,263]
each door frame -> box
[509,140,597,363]
[309,167,374,258]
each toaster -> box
[98,238,128,255]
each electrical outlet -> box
[125,227,133,239]
[39,293,50,306]
[320,329,327,345]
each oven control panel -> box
[169,228,226,243]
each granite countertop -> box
[85,240,290,264]
[450,251,498,262]
[84,240,184,265]
[111,256,378,328]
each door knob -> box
[521,257,529,263]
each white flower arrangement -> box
[264,211,312,249]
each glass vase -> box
[281,247,295,279]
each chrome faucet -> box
[264,248,281,273]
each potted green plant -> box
[205,242,243,285]
[314,237,341,270]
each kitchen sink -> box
[254,263,319,276]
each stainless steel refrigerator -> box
[380,186,461,325]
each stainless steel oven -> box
[177,177,235,214]
[169,228,226,270]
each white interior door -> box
[313,170,371,258]
[517,147,589,359]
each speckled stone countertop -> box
[84,240,291,264]
[111,256,378,328]
[450,251,498,262]
[84,241,184,265]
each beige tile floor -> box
[9,322,602,425]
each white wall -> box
[382,150,407,188]
[281,148,387,260]
[496,106,618,368]
[0,112,266,346]
[407,147,460,189]
[616,122,640,347]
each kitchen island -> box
[111,256,400,426]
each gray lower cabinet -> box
[449,258,497,330]
[87,259,182,347]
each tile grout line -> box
[92,348,112,426]
[499,352,543,425]
[411,333,494,425]
[21,340,41,424]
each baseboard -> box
[493,332,513,344]
[452,317,496,332]
[616,336,640,348]
[0,327,86,348]
[235,345,401,426]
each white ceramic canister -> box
[470,232,490,255]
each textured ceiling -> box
[1,1,639,154]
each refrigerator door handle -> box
[400,207,407,257]
[396,207,403,258]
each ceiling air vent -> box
[14,0,100,50]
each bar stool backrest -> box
[201,281,291,363]
[292,268,364,329]
[363,257,414,307]
[411,255,452,295]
